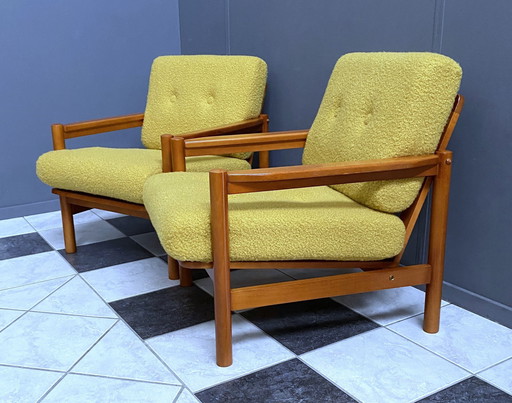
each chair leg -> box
[210,170,233,366]
[424,152,452,333]
[179,265,193,287]
[59,196,77,254]
[168,256,180,280]
[214,260,232,367]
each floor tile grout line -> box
[474,372,512,397]
[0,273,76,293]
[295,354,363,403]
[36,372,67,403]
[408,373,475,403]
[25,275,77,312]
[172,387,187,403]
[64,319,120,375]
[384,325,483,374]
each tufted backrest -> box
[302,52,462,213]
[141,55,267,158]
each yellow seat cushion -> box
[143,172,406,263]
[142,55,267,159]
[302,52,462,213]
[36,148,251,204]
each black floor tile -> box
[158,256,209,281]
[419,377,512,402]
[106,216,155,236]
[242,298,378,354]
[0,233,52,260]
[196,358,355,403]
[59,237,153,272]
[110,285,215,339]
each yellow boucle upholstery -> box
[143,172,406,263]
[36,148,251,204]
[142,55,267,159]
[302,52,462,213]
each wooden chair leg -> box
[210,170,233,367]
[59,195,77,254]
[168,256,180,280]
[424,152,452,333]
[179,265,193,287]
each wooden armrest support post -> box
[51,113,144,150]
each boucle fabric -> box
[143,172,405,262]
[302,52,462,213]
[36,148,250,204]
[141,55,267,159]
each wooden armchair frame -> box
[169,95,463,366]
[50,113,269,281]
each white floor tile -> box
[195,269,293,298]
[478,358,512,395]
[91,209,126,220]
[72,322,179,384]
[33,277,117,318]
[131,232,166,256]
[0,251,76,290]
[0,277,71,310]
[333,286,448,326]
[302,327,469,403]
[0,309,24,331]
[81,257,178,302]
[38,220,124,250]
[0,365,63,403]
[42,374,181,403]
[24,210,101,232]
[147,314,294,393]
[389,304,512,373]
[176,388,200,403]
[0,312,115,371]
[0,217,34,238]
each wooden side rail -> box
[218,154,441,194]
[52,113,145,150]
[231,265,432,310]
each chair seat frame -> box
[168,95,464,366]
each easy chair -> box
[143,52,463,366]
[37,55,269,279]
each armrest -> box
[178,130,309,157]
[219,154,441,194]
[161,115,270,172]
[52,113,144,150]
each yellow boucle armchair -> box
[36,55,268,273]
[143,52,463,366]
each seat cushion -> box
[302,52,462,213]
[36,148,251,204]
[143,172,406,263]
[142,55,267,160]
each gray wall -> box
[180,0,512,325]
[0,0,181,218]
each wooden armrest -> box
[219,154,441,194]
[179,130,309,157]
[161,114,268,143]
[52,113,144,150]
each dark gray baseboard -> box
[0,199,60,220]
[442,281,512,329]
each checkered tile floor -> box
[1,209,511,402]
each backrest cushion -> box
[141,55,267,158]
[302,52,462,213]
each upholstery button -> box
[170,94,177,102]
[207,96,214,104]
